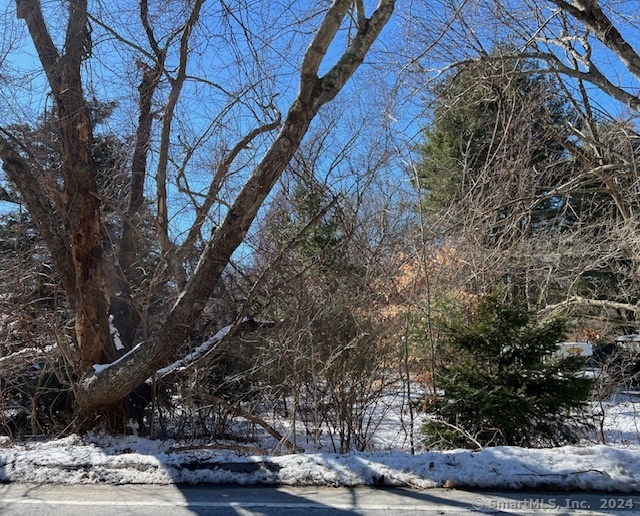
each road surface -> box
[1,484,640,515]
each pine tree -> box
[417,55,574,225]
[422,287,593,448]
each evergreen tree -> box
[422,287,593,448]
[418,55,574,227]
[417,53,640,324]
[267,178,347,273]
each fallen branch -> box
[427,417,485,450]
[543,296,640,315]
[0,348,49,379]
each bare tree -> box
[400,0,640,337]
[0,0,395,426]
[404,0,640,114]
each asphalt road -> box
[1,484,640,515]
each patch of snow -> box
[0,348,44,361]
[91,342,143,374]
[2,373,640,491]
[593,397,640,445]
[245,317,276,325]
[155,324,233,379]
[109,314,124,351]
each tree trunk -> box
[17,0,114,371]
[11,0,395,418]
[75,0,395,415]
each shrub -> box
[421,288,593,448]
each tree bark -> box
[17,0,113,370]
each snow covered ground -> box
[0,433,639,492]
[1,396,640,492]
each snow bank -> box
[0,434,639,492]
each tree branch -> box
[194,391,304,453]
[175,116,282,266]
[75,0,396,414]
[16,0,61,91]
[548,0,640,80]
[0,134,75,299]
[155,0,206,280]
[300,0,352,87]
[544,295,640,315]
[459,52,640,111]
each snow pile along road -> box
[0,434,639,492]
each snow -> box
[109,315,124,352]
[0,432,638,491]
[93,318,273,379]
[154,324,233,379]
[154,318,275,379]
[594,397,640,445]
[91,342,142,373]
[2,374,640,491]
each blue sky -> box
[1,0,638,230]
